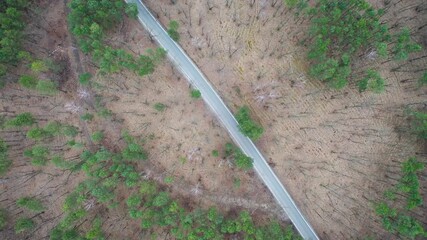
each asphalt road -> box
[125,0,319,239]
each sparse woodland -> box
[0,0,426,239]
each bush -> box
[154,103,166,112]
[91,131,104,143]
[212,150,219,157]
[15,218,35,233]
[190,89,201,99]
[80,113,94,121]
[19,75,38,89]
[0,138,11,175]
[408,110,427,140]
[26,127,50,140]
[24,145,49,166]
[36,80,57,95]
[235,106,264,140]
[0,208,7,230]
[79,72,91,85]
[17,197,45,212]
[125,3,138,19]
[167,20,180,41]
[31,60,48,73]
[5,112,35,127]
[62,125,79,138]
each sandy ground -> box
[143,0,427,239]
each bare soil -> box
[143,0,427,239]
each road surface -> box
[125,0,319,239]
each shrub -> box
[91,131,104,143]
[167,20,180,41]
[212,150,219,157]
[190,89,201,99]
[80,113,94,121]
[15,218,35,233]
[31,60,48,73]
[19,75,38,89]
[154,103,166,112]
[36,80,57,95]
[79,72,91,85]
[235,106,264,140]
[16,197,45,212]
[5,112,35,127]
[0,208,7,230]
[0,138,11,175]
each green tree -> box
[122,143,147,161]
[154,103,166,112]
[125,3,138,19]
[31,60,48,73]
[24,145,49,166]
[393,28,422,61]
[19,75,38,89]
[91,131,104,142]
[190,89,201,99]
[419,71,427,87]
[235,106,264,140]
[5,112,35,127]
[0,138,11,175]
[408,110,427,140]
[15,218,35,233]
[36,80,58,95]
[86,217,104,240]
[0,208,7,230]
[167,20,180,41]
[79,72,92,85]
[358,69,385,93]
[17,197,45,212]
[234,150,253,170]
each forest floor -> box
[143,0,427,239]
[0,0,287,239]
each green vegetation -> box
[15,217,35,233]
[19,75,38,89]
[0,138,11,175]
[287,0,421,91]
[190,89,201,99]
[31,60,48,73]
[235,106,264,141]
[125,3,138,19]
[5,112,35,128]
[419,71,427,87]
[375,157,426,238]
[91,131,104,143]
[17,197,45,212]
[36,79,58,95]
[79,72,92,85]
[0,208,7,230]
[0,0,28,86]
[19,75,58,94]
[154,102,166,112]
[27,121,69,141]
[81,113,94,121]
[408,110,427,140]
[24,145,50,166]
[167,20,180,42]
[68,0,163,75]
[357,69,385,93]
[212,149,219,157]
[225,142,253,170]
